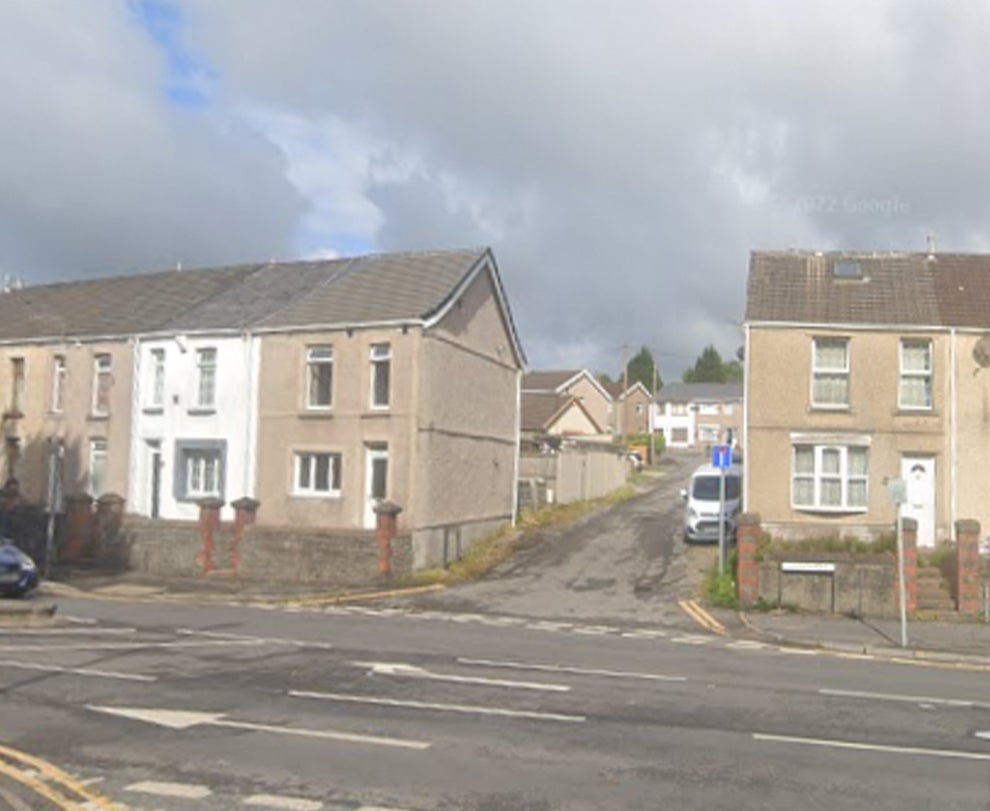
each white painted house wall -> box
[129,333,259,521]
[652,402,695,448]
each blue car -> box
[0,540,39,597]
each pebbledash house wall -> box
[412,268,522,568]
[746,326,952,541]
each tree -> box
[682,345,742,383]
[622,346,663,392]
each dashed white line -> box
[571,625,619,635]
[126,780,212,799]
[819,687,990,709]
[0,660,155,682]
[754,732,990,762]
[176,629,334,650]
[357,661,570,692]
[525,621,574,632]
[244,794,323,810]
[457,657,686,682]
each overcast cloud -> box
[3,1,990,379]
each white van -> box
[681,463,743,544]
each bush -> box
[704,548,739,608]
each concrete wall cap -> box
[955,518,981,535]
[96,493,126,506]
[737,512,761,527]
[373,500,403,517]
[196,497,225,510]
[231,497,261,513]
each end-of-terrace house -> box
[744,249,990,548]
[0,248,525,568]
[604,381,654,437]
[654,382,743,449]
[522,370,613,435]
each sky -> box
[3,1,990,381]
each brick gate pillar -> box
[197,497,224,574]
[230,497,260,575]
[61,493,94,562]
[736,512,761,606]
[954,519,980,615]
[899,517,918,614]
[374,501,403,582]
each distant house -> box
[522,369,612,435]
[745,249,990,546]
[653,382,743,449]
[0,248,525,567]
[604,381,654,437]
[520,392,600,439]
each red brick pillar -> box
[230,497,260,575]
[899,517,918,614]
[736,512,761,606]
[955,519,980,615]
[374,501,403,582]
[197,497,224,574]
[61,493,94,562]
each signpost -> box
[712,445,731,573]
[887,478,909,648]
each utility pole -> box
[620,344,629,442]
[650,359,659,464]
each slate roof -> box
[657,382,743,403]
[522,370,584,392]
[0,248,495,341]
[520,392,600,433]
[746,251,990,328]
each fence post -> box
[736,512,761,606]
[230,497,260,575]
[374,501,403,582]
[197,498,224,574]
[954,519,980,614]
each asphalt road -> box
[1,453,988,810]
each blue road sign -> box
[713,444,732,469]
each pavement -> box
[0,568,986,668]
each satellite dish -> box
[973,335,990,368]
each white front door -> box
[901,456,936,547]
[364,445,389,529]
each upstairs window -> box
[793,444,868,511]
[306,346,333,409]
[899,340,932,410]
[10,358,25,414]
[196,348,217,409]
[149,348,166,408]
[370,343,391,409]
[51,355,66,413]
[92,354,112,416]
[812,338,850,408]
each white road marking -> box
[87,705,431,750]
[126,780,212,799]
[976,731,990,740]
[289,690,586,723]
[244,794,323,810]
[670,635,711,645]
[754,733,990,762]
[0,639,265,653]
[0,660,155,682]
[356,662,570,692]
[0,626,136,636]
[571,625,619,635]
[725,640,766,650]
[457,657,686,682]
[621,629,668,639]
[820,688,990,709]
[525,621,574,632]
[775,647,819,656]
[176,628,334,650]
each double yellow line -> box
[0,743,126,810]
[678,599,726,635]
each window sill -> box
[362,409,391,418]
[299,409,334,419]
[808,405,852,413]
[187,408,216,416]
[142,406,164,415]
[291,491,342,499]
[87,413,110,422]
[792,506,868,515]
[894,408,937,417]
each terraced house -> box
[0,248,525,566]
[744,250,990,547]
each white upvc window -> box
[698,402,718,415]
[196,348,217,408]
[149,348,166,408]
[306,346,333,409]
[370,343,391,409]
[89,438,107,497]
[899,339,932,410]
[792,444,869,511]
[92,354,112,415]
[294,451,342,496]
[185,449,221,498]
[51,355,66,413]
[812,337,850,408]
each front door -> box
[901,456,936,547]
[147,441,162,519]
[364,445,389,529]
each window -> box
[196,348,216,409]
[10,358,25,414]
[792,444,868,511]
[92,354,112,415]
[173,440,226,501]
[89,438,107,497]
[699,425,720,442]
[295,452,342,496]
[51,355,66,413]
[812,338,850,408]
[900,339,932,410]
[306,346,333,409]
[148,349,165,408]
[370,343,391,408]
[698,403,718,415]
[671,403,687,416]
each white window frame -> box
[698,402,718,415]
[184,449,221,498]
[792,443,869,512]
[294,451,342,496]
[92,354,112,416]
[811,337,850,409]
[306,346,334,410]
[370,343,392,409]
[89,438,107,497]
[149,348,166,408]
[196,348,217,409]
[51,355,66,413]
[899,339,933,411]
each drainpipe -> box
[950,328,957,535]
[511,368,522,526]
[742,323,750,513]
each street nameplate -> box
[780,561,837,574]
